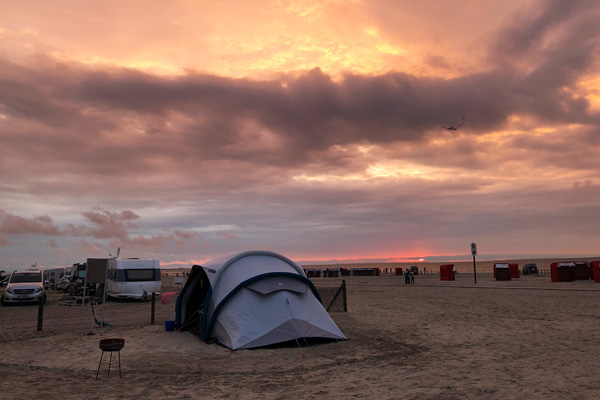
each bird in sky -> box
[442,116,465,130]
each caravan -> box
[106,258,161,300]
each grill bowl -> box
[99,338,125,351]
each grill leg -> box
[108,351,113,377]
[96,351,104,380]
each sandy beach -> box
[2,260,600,399]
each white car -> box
[1,271,46,306]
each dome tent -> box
[175,250,346,350]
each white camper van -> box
[106,258,161,300]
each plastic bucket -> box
[165,320,175,331]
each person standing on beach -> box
[404,269,410,284]
[410,270,415,284]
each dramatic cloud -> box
[79,209,140,240]
[0,211,61,237]
[1,0,600,270]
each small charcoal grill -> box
[96,338,125,380]
[99,338,125,351]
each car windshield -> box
[10,272,42,283]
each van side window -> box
[124,269,157,282]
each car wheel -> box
[1,295,8,307]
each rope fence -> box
[0,290,174,341]
[1,278,349,339]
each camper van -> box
[66,263,91,296]
[43,267,65,289]
[1,270,46,306]
[106,258,161,300]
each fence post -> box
[151,292,156,325]
[37,299,44,331]
[342,279,347,312]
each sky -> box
[1,0,600,271]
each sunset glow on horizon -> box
[2,0,600,270]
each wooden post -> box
[342,279,347,312]
[37,299,44,331]
[151,292,156,325]
[471,242,478,284]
